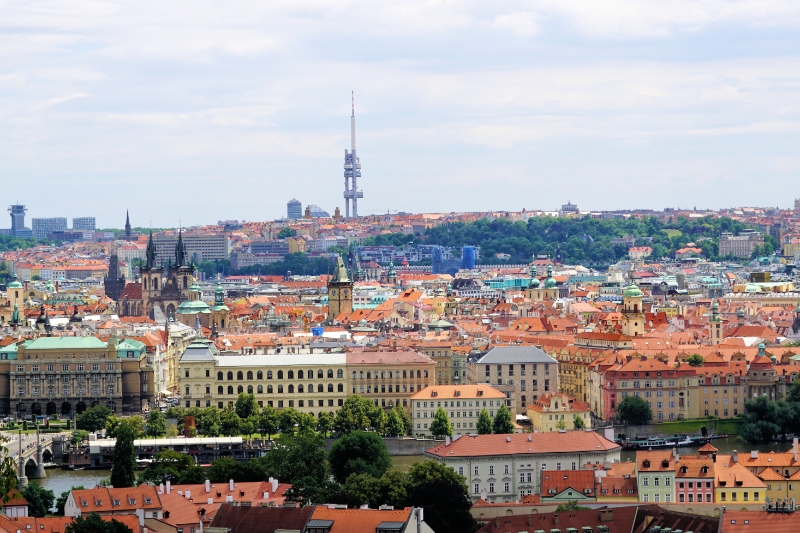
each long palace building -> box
[0,336,155,417]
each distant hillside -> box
[419,215,776,265]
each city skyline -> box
[3,2,800,226]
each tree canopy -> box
[329,431,392,484]
[476,409,492,434]
[492,404,515,434]
[146,410,167,437]
[65,513,133,533]
[686,354,705,367]
[429,408,452,439]
[616,396,653,425]
[110,423,137,488]
[76,405,112,432]
[334,395,383,434]
[22,484,55,517]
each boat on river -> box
[617,434,712,450]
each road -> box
[0,432,43,461]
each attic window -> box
[454,390,461,397]
[661,460,669,468]
[643,460,651,468]
[113,500,120,506]
[431,391,438,397]
[80,500,88,508]
[144,498,151,504]
[128,498,136,505]
[477,390,484,397]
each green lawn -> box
[662,229,682,238]
[655,418,742,435]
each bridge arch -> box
[42,449,53,463]
[24,458,38,478]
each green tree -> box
[65,513,133,533]
[22,483,55,517]
[316,411,334,437]
[56,485,84,515]
[199,407,221,436]
[385,409,406,437]
[71,430,90,446]
[555,501,591,512]
[492,404,515,434]
[146,409,167,437]
[333,395,382,434]
[404,460,477,533]
[178,465,208,484]
[686,354,704,367]
[257,405,279,439]
[235,393,259,419]
[278,408,302,434]
[107,416,145,439]
[138,451,195,485]
[109,423,137,488]
[329,431,392,484]
[260,430,329,489]
[429,408,452,439]
[207,457,242,483]
[220,408,241,436]
[476,409,492,434]
[277,227,297,239]
[616,395,653,425]
[573,416,586,430]
[556,418,567,430]
[392,405,412,436]
[76,405,112,432]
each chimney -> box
[732,451,738,463]
[263,491,270,499]
[230,479,235,491]
[673,447,679,462]
[553,514,560,524]
[271,478,278,493]
[527,516,532,526]
[495,518,500,529]
[599,509,613,522]
[159,483,164,494]
[445,436,451,446]
[185,490,191,500]
[751,450,759,459]
[528,433,532,442]
[208,497,213,505]
[794,438,798,462]
[205,480,211,493]
[166,480,171,494]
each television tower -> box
[343,92,363,218]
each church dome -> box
[177,299,211,314]
[623,283,643,298]
[7,275,23,289]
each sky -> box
[2,1,800,228]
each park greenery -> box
[616,395,654,426]
[110,422,137,488]
[740,380,800,443]
[65,513,133,533]
[420,215,776,265]
[196,253,335,278]
[22,483,55,517]
[686,354,705,367]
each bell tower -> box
[621,282,645,337]
[709,299,723,345]
[327,256,353,321]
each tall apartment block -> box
[31,217,67,239]
[72,217,96,231]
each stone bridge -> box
[6,433,58,487]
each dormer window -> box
[643,460,651,468]
[145,498,152,504]
[661,460,669,468]
[680,466,688,473]
[128,498,136,505]
[113,499,120,506]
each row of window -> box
[485,364,550,377]
[641,494,672,502]
[210,369,342,380]
[18,375,110,384]
[22,386,114,396]
[17,363,112,372]
[620,381,677,388]
[719,491,758,501]
[641,476,671,486]
[679,493,712,502]
[352,370,429,379]
[202,383,345,395]
[355,384,423,394]
[417,400,499,408]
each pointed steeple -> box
[124,210,131,241]
[175,229,188,268]
[214,274,225,306]
[145,230,157,270]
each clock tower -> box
[327,256,353,321]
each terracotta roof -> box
[721,511,800,533]
[425,430,620,458]
[209,504,315,533]
[309,506,412,533]
[410,384,505,400]
[541,470,596,497]
[346,351,433,365]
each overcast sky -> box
[2,1,800,228]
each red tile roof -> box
[425,430,620,458]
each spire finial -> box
[352,90,354,116]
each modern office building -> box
[153,232,230,265]
[4,205,32,238]
[72,217,96,231]
[31,217,68,239]
[287,198,302,219]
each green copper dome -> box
[177,299,211,314]
[623,283,643,298]
[7,275,23,289]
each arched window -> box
[359,371,364,379]
[227,386,233,394]
[318,384,324,393]
[183,276,188,288]
[288,370,294,380]
[288,385,294,393]
[267,385,273,394]
[237,385,243,394]
[328,383,333,392]
[338,383,344,392]
[395,371,400,379]
[277,370,283,379]
[403,370,407,378]
[277,385,284,393]
[257,371,263,380]
[417,370,421,378]
[337,369,343,378]
[227,372,234,380]
[237,371,243,380]
[317,370,323,379]
[267,371,273,379]
[327,369,333,378]
[352,372,357,380]
[298,384,304,393]
[298,370,304,379]
[218,386,223,394]
[308,384,314,394]
[247,385,253,394]
[257,385,263,394]
[366,371,371,379]
[247,371,253,380]
[424,370,429,378]
[218,372,223,380]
